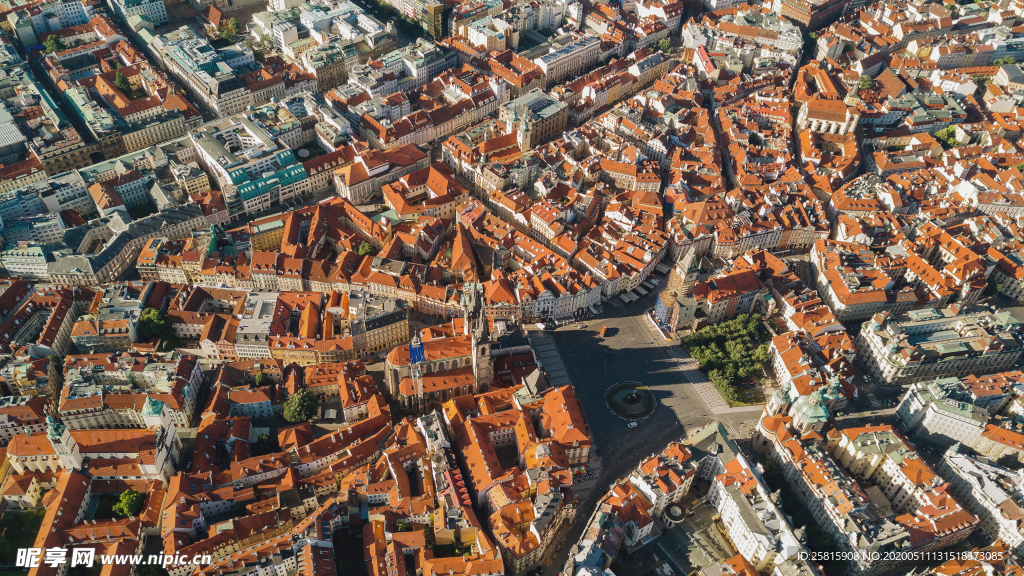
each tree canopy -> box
[112,489,144,518]
[682,314,769,404]
[283,389,318,423]
[0,509,45,563]
[139,308,174,340]
[253,433,279,455]
[934,125,959,149]
[859,76,875,90]
[220,18,239,42]
[114,70,132,94]
[357,242,379,257]
[254,372,271,388]
[43,35,65,53]
[137,566,162,576]
[657,38,672,54]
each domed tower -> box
[791,391,830,436]
[47,416,82,470]
[142,396,181,479]
[765,381,792,417]
[819,374,845,411]
[143,396,174,432]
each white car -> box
[627,421,638,428]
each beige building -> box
[856,305,1024,386]
[796,98,860,135]
[499,89,568,151]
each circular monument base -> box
[604,381,656,419]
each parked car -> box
[627,421,638,428]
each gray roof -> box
[49,232,134,276]
[1001,64,1024,85]
[125,204,204,238]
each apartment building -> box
[333,143,430,205]
[756,417,978,576]
[141,26,251,117]
[895,374,1018,448]
[0,246,53,280]
[533,35,600,87]
[0,396,50,446]
[692,269,768,326]
[857,305,1024,386]
[3,214,66,247]
[499,89,568,151]
[190,115,309,215]
[939,446,1024,559]
[811,240,917,323]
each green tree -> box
[253,433,279,454]
[219,17,241,42]
[995,58,1006,66]
[755,343,770,364]
[283,388,318,423]
[114,70,132,94]
[137,566,162,576]
[935,125,959,149]
[0,509,45,563]
[859,75,875,90]
[657,38,672,54]
[138,308,173,340]
[984,277,1004,297]
[254,372,271,388]
[803,31,819,52]
[112,489,144,518]
[43,34,65,53]
[357,242,378,257]
[0,537,12,564]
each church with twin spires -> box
[384,283,494,410]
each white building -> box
[707,456,805,573]
[895,377,998,447]
[112,0,167,27]
[856,306,1024,387]
[938,446,1024,559]
[533,36,600,86]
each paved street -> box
[536,290,765,576]
[530,331,572,387]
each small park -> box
[681,313,770,407]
